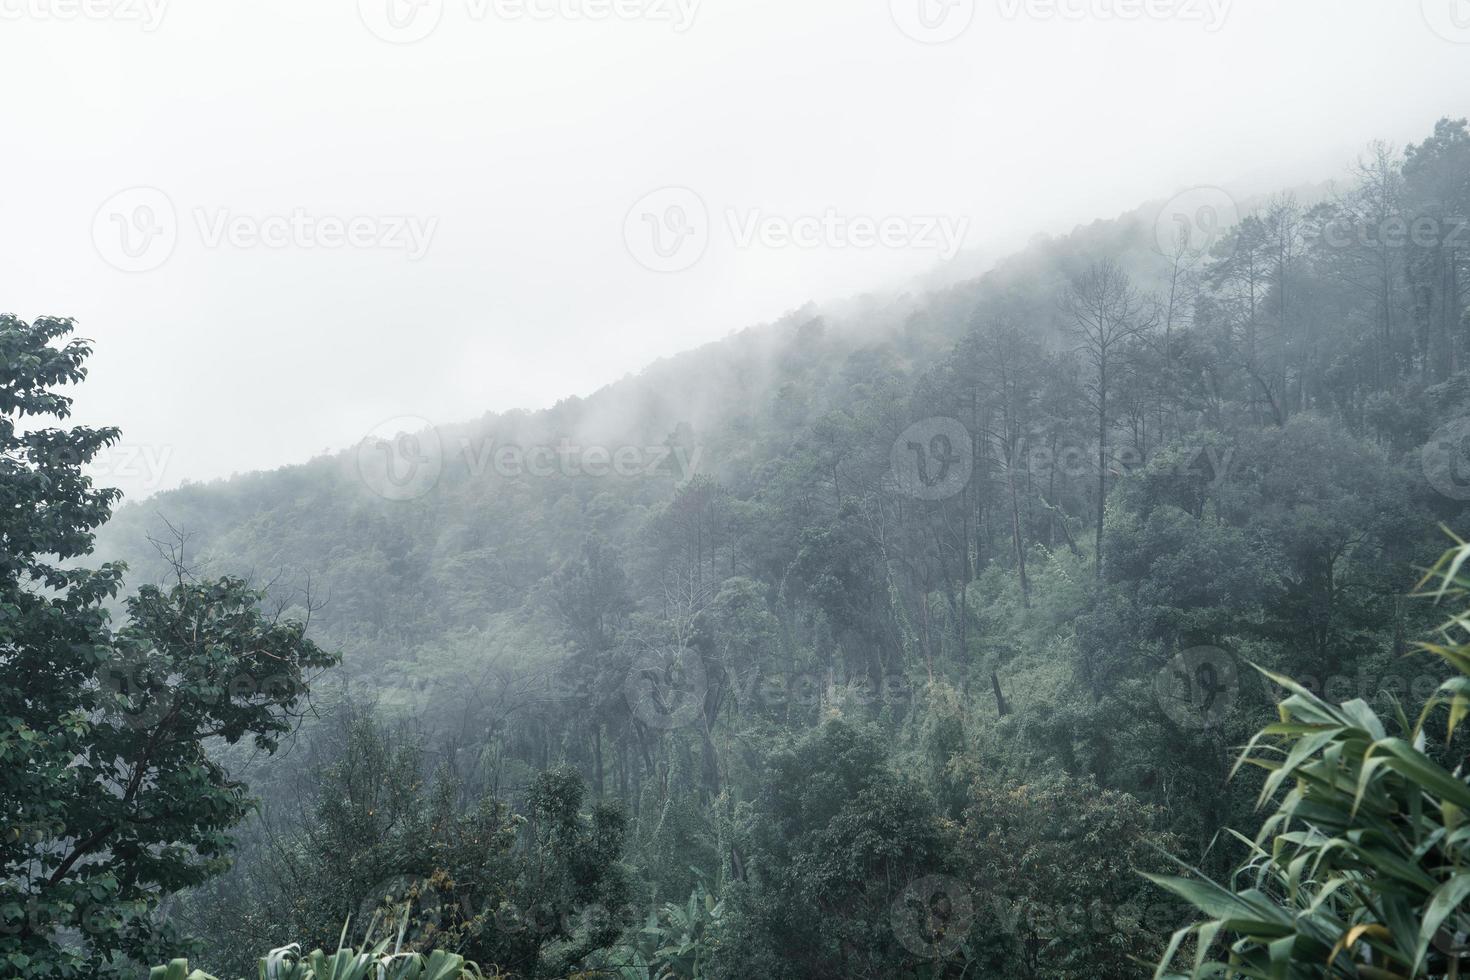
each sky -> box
[2,0,1467,500]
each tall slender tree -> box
[1062,261,1150,577]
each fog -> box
[1,0,1463,498]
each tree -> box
[552,535,632,657]
[788,505,894,683]
[0,315,337,977]
[707,721,956,980]
[1203,214,1284,425]
[1327,141,1408,383]
[954,315,1049,604]
[1403,118,1470,380]
[552,535,635,797]
[960,775,1180,979]
[1062,260,1151,576]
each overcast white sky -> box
[2,0,1466,499]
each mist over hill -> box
[91,175,1336,671]
[35,116,1470,977]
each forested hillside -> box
[78,117,1470,977]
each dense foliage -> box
[148,940,491,980]
[183,712,632,979]
[8,117,1470,977]
[1151,538,1470,979]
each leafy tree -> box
[552,536,632,656]
[959,775,1181,979]
[787,507,894,683]
[707,721,955,980]
[0,315,337,978]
